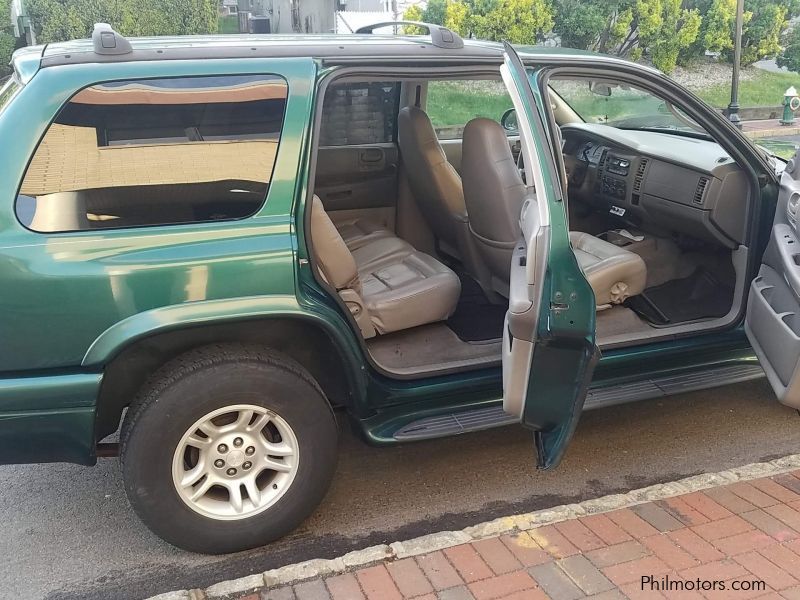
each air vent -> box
[693,177,709,205]
[595,149,608,192]
[633,158,648,193]
[788,193,800,224]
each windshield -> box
[549,77,708,136]
[0,76,21,118]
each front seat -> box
[397,106,468,259]
[570,232,647,306]
[461,118,526,294]
[461,118,647,306]
[310,196,461,338]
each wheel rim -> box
[171,404,299,520]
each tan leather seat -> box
[460,118,646,306]
[570,232,647,306]
[334,217,393,250]
[310,196,461,338]
[398,106,467,258]
[461,118,526,293]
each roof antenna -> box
[92,23,133,55]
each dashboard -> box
[561,123,749,248]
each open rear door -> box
[500,44,599,470]
[745,155,800,409]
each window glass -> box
[426,80,513,140]
[549,77,707,136]
[0,76,20,116]
[319,81,400,146]
[17,74,288,232]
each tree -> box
[0,0,15,77]
[699,0,738,52]
[552,0,633,52]
[406,0,555,44]
[26,0,218,44]
[469,0,554,43]
[635,0,701,73]
[422,0,448,26]
[738,0,787,65]
[445,0,470,36]
[403,4,424,22]
[778,26,800,72]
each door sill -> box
[365,362,765,444]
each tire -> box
[120,344,338,554]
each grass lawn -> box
[426,69,800,131]
[426,81,511,128]
[757,138,798,160]
[695,70,800,108]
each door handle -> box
[359,148,384,167]
[359,149,383,162]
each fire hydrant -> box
[781,86,800,126]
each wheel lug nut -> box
[233,437,243,447]
[214,459,225,468]
[217,444,228,453]
[243,461,252,470]
[226,468,237,476]
[245,446,255,455]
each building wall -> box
[237,0,336,33]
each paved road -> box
[2,378,799,600]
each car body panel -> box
[499,49,598,469]
[0,32,781,467]
[0,57,316,373]
[0,372,100,465]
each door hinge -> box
[551,302,569,315]
[298,258,309,266]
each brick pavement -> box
[231,470,800,600]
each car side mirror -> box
[501,108,518,132]
[589,81,612,97]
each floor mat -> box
[446,274,508,342]
[625,268,733,325]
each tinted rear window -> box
[16,74,288,232]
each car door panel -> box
[500,45,598,470]
[745,159,800,408]
[314,144,398,226]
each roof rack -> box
[92,23,132,55]
[355,21,464,49]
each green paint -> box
[0,37,778,468]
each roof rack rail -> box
[92,23,132,56]
[355,21,464,49]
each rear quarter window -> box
[16,74,288,233]
[0,76,21,117]
[319,81,400,146]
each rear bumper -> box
[0,372,101,466]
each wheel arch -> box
[91,300,366,443]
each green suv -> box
[0,22,795,554]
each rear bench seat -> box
[310,196,461,338]
[332,216,393,250]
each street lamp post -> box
[727,0,745,129]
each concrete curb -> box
[145,453,800,600]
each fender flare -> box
[82,295,368,401]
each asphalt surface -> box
[2,378,799,600]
